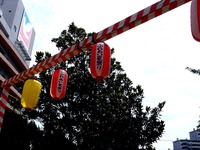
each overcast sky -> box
[22,0,200,149]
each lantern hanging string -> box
[8,93,20,101]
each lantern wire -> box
[6,101,21,115]
[8,93,19,101]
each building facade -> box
[0,0,35,99]
[173,129,200,150]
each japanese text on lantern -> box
[96,43,104,70]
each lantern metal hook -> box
[91,32,97,44]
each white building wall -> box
[0,0,35,66]
[173,130,200,150]
[190,129,200,141]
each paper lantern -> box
[90,42,111,80]
[191,0,200,41]
[50,69,68,100]
[21,78,42,110]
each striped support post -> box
[0,0,191,132]
[0,86,10,132]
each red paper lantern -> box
[191,0,200,41]
[50,69,68,100]
[90,42,111,80]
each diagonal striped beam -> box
[92,0,191,42]
[1,0,191,88]
[0,86,10,132]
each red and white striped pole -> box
[0,0,191,132]
[0,86,10,132]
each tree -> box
[0,106,42,150]
[186,67,200,130]
[186,67,200,76]
[1,22,165,149]
[28,22,165,149]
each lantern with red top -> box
[50,69,68,100]
[90,42,111,81]
[191,0,200,42]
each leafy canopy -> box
[1,22,165,150]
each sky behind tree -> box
[22,0,200,149]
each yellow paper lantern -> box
[21,78,42,110]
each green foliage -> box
[186,67,200,130]
[1,22,165,150]
[29,22,165,149]
[186,67,200,75]
[0,109,42,149]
